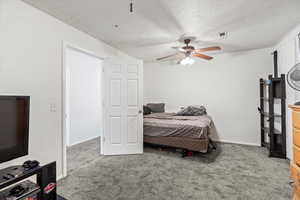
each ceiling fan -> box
[156,36,221,65]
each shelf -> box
[263,142,285,158]
[261,112,281,118]
[260,97,269,101]
[262,142,270,149]
[259,67,286,159]
[270,150,286,159]
[0,166,42,189]
[260,81,270,86]
[0,180,40,200]
[0,162,67,200]
[260,97,284,101]
[272,77,282,82]
[262,127,281,135]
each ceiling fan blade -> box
[172,46,186,52]
[192,53,213,60]
[194,46,221,53]
[156,53,183,61]
[171,46,181,50]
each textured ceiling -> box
[23,0,300,61]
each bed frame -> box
[144,136,216,157]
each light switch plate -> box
[50,103,57,112]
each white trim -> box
[275,24,300,49]
[63,42,105,61]
[67,136,100,147]
[215,139,260,147]
[57,174,65,181]
[101,61,106,155]
[61,41,105,178]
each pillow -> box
[176,107,192,116]
[146,103,165,113]
[143,105,151,115]
[176,105,206,116]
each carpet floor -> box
[58,138,291,200]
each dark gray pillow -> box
[146,103,165,113]
[176,106,206,116]
[143,105,151,115]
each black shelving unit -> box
[258,51,286,159]
[0,162,67,200]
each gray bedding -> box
[143,113,214,139]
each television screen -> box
[0,96,30,163]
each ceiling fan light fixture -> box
[180,57,195,65]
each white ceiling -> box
[23,0,300,61]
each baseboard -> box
[214,139,260,147]
[57,173,66,181]
[67,135,101,147]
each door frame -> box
[62,41,106,178]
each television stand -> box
[0,162,67,200]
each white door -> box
[103,58,143,155]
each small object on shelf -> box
[9,185,26,197]
[2,174,13,180]
[266,80,272,85]
[262,127,281,135]
[187,151,193,156]
[1,166,25,180]
[22,160,40,171]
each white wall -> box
[144,48,273,146]
[0,0,138,178]
[66,47,102,146]
[275,24,300,159]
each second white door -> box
[103,58,143,155]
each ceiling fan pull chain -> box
[130,0,134,13]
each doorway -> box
[62,44,103,177]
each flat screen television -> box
[0,96,30,163]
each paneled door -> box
[103,58,143,155]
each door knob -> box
[138,110,142,114]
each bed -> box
[143,112,216,153]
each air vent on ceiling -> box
[218,32,228,39]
